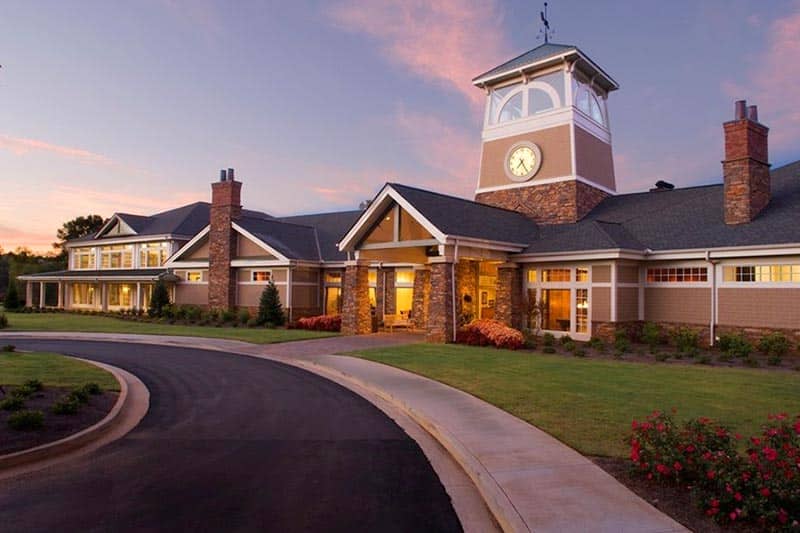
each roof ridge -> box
[388,182,534,220]
[239,214,317,231]
[472,42,575,81]
[278,209,364,219]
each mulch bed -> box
[592,456,763,533]
[0,386,118,455]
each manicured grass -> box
[350,344,800,457]
[4,312,337,344]
[0,351,120,391]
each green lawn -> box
[3,312,336,344]
[349,344,800,457]
[0,351,120,391]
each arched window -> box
[489,83,522,125]
[575,85,605,126]
[498,92,523,123]
[528,87,555,114]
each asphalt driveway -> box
[0,339,461,533]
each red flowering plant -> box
[629,411,800,529]
[296,314,342,332]
[455,319,524,350]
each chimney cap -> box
[220,169,227,182]
[735,100,747,120]
[747,105,758,122]
[227,168,235,181]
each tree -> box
[148,279,170,317]
[53,215,106,255]
[257,279,285,327]
[4,279,20,310]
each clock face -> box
[506,143,542,182]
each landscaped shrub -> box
[671,328,699,354]
[12,384,37,398]
[0,396,25,411]
[257,279,285,327]
[456,319,524,350]
[24,379,43,392]
[246,317,259,328]
[759,333,792,359]
[573,347,586,357]
[0,312,7,329]
[3,280,20,310]
[68,387,90,404]
[52,397,80,415]
[541,345,556,353]
[148,279,171,317]
[588,336,606,352]
[296,314,342,332]
[559,334,573,346]
[221,309,237,323]
[238,308,251,325]
[542,332,556,347]
[8,409,44,430]
[1,344,15,352]
[641,322,661,353]
[563,340,576,352]
[521,329,537,349]
[81,382,102,395]
[614,329,630,353]
[718,332,753,359]
[629,411,800,529]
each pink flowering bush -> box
[296,314,342,332]
[456,319,524,350]
[629,410,800,529]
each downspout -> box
[381,263,386,319]
[452,240,459,342]
[706,250,718,347]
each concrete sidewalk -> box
[1,331,686,532]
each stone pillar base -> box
[426,261,454,343]
[341,262,372,335]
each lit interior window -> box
[252,271,271,282]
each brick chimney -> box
[723,100,770,225]
[208,168,242,309]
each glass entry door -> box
[541,289,571,331]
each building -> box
[21,43,800,345]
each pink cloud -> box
[0,224,55,254]
[0,135,113,165]
[723,3,800,150]
[328,0,510,109]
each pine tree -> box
[257,279,285,327]
[3,279,20,310]
[148,279,170,317]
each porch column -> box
[136,282,142,310]
[411,266,430,330]
[57,282,63,308]
[455,260,479,323]
[495,263,524,330]
[101,283,108,312]
[426,259,454,343]
[341,261,371,335]
[39,282,45,308]
[25,281,33,308]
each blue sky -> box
[1,0,799,252]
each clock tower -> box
[473,43,619,224]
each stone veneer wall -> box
[723,116,770,225]
[411,268,431,329]
[341,263,371,335]
[427,262,454,343]
[495,264,524,330]
[475,180,609,224]
[455,260,479,323]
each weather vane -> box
[538,2,553,43]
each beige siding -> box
[292,268,319,283]
[175,284,208,306]
[617,287,639,322]
[574,125,616,191]
[592,286,611,322]
[593,265,611,283]
[237,234,276,259]
[238,283,288,308]
[617,265,639,284]
[184,238,210,260]
[478,125,572,189]
[719,288,800,329]
[292,284,319,309]
[645,287,710,325]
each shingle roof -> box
[278,211,362,261]
[236,216,321,261]
[522,160,800,254]
[388,183,537,245]
[473,43,576,82]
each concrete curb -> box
[0,357,149,478]
[291,358,528,533]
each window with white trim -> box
[647,267,707,283]
[186,271,203,282]
[72,247,96,270]
[100,245,133,269]
[723,265,800,283]
[541,269,570,282]
[140,242,169,267]
[488,71,566,126]
[252,270,271,282]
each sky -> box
[1,0,799,253]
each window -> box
[575,289,589,334]
[368,269,378,286]
[723,264,800,283]
[140,243,169,267]
[574,83,605,126]
[252,270,271,282]
[72,248,96,270]
[489,83,522,125]
[576,268,589,282]
[100,245,133,269]
[107,283,133,307]
[324,271,342,284]
[71,283,96,306]
[364,208,395,244]
[395,269,414,285]
[541,269,571,282]
[325,287,342,315]
[542,289,570,331]
[528,87,554,114]
[647,267,708,283]
[186,271,203,282]
[527,269,537,283]
[498,92,523,123]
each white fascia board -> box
[94,214,133,239]
[472,51,576,87]
[231,259,291,268]
[646,243,800,261]
[443,236,526,252]
[66,234,185,248]
[338,185,447,251]
[511,249,646,262]
[231,223,291,262]
[167,261,208,268]
[165,226,210,265]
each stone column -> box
[411,267,430,330]
[101,284,108,312]
[455,260,479,324]
[383,267,396,315]
[426,260,454,343]
[341,261,372,335]
[495,263,524,330]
